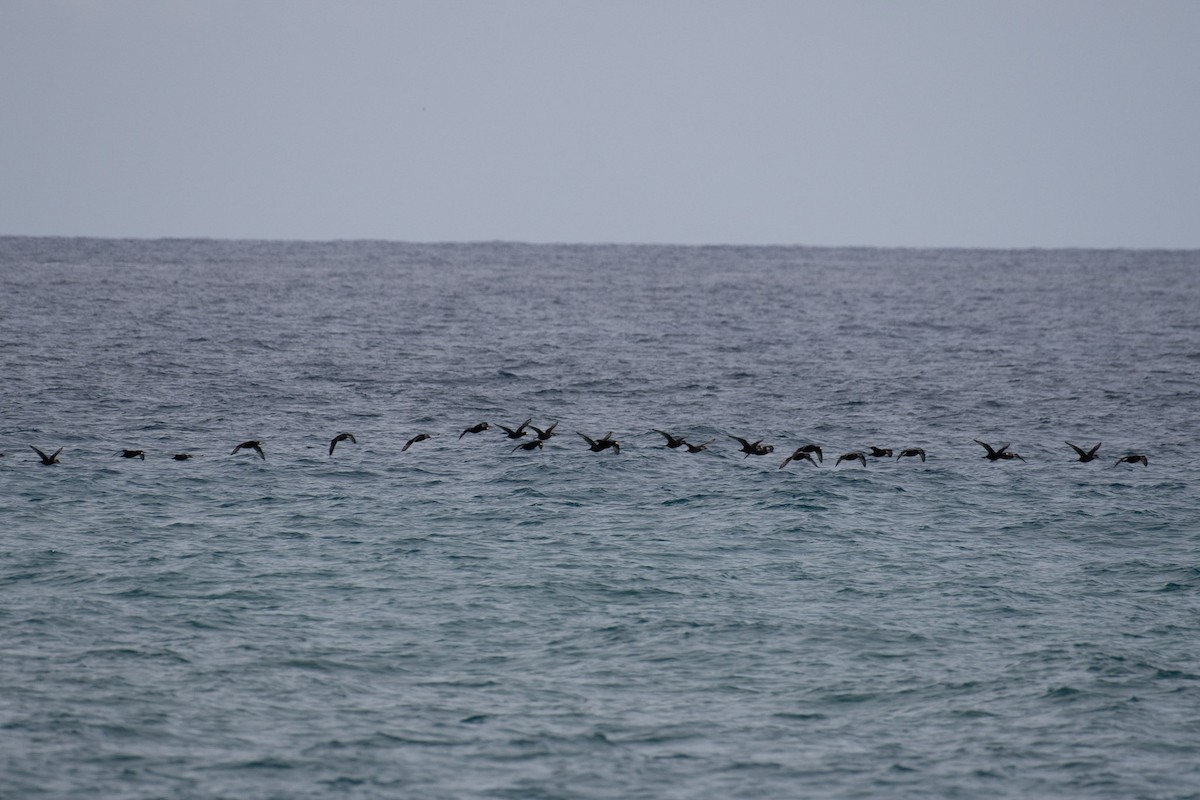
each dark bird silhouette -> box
[329,432,357,455]
[796,444,823,463]
[498,418,533,439]
[897,447,926,463]
[1066,441,1101,462]
[730,435,773,458]
[578,431,620,453]
[402,433,432,452]
[1114,454,1148,467]
[30,445,62,465]
[779,448,819,469]
[836,451,867,468]
[511,439,544,452]
[974,440,1023,462]
[117,449,145,460]
[231,440,265,460]
[653,430,688,449]
[530,422,559,440]
[867,446,893,458]
[684,439,715,453]
[173,453,193,461]
[459,422,489,439]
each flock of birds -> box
[8,420,1150,469]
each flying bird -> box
[459,422,489,439]
[730,435,773,458]
[653,430,688,449]
[511,439,544,453]
[836,451,867,468]
[867,446,893,458]
[683,439,715,453]
[974,440,1023,462]
[796,444,823,463]
[30,445,62,465]
[1065,441,1101,462]
[578,431,620,453]
[402,433,432,452]
[530,422,559,440]
[173,453,193,461]
[231,440,265,460]
[498,418,533,439]
[779,447,819,469]
[116,449,145,460]
[1114,454,1148,467]
[897,448,926,462]
[329,432,357,455]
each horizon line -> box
[1,233,1197,253]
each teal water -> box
[2,239,1198,798]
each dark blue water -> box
[2,238,1198,798]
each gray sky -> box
[2,1,1198,247]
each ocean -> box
[1,237,1198,799]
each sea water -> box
[1,238,1198,798]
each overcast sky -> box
[2,1,1198,247]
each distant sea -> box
[2,237,1198,799]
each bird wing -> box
[1065,441,1086,458]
